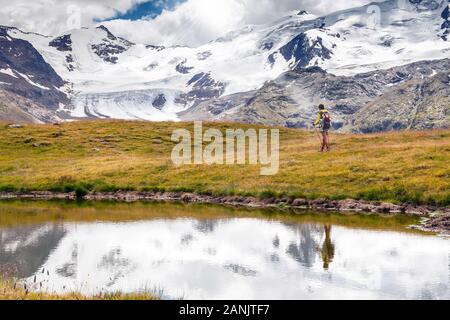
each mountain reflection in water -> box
[0,217,448,300]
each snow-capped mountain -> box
[0,0,449,132]
[0,26,69,122]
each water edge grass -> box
[0,199,424,233]
[0,277,158,300]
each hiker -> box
[313,104,332,152]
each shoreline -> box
[0,191,449,234]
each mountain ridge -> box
[180,59,450,132]
[0,0,449,132]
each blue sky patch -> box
[104,0,184,21]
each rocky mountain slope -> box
[348,70,450,132]
[0,89,61,123]
[0,0,449,132]
[181,59,450,132]
[0,27,69,123]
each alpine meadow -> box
[0,0,449,304]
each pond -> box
[0,201,448,300]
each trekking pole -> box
[313,126,322,143]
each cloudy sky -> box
[0,0,379,46]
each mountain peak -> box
[96,25,117,40]
[0,25,48,38]
[1,2,450,130]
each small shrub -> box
[75,187,88,199]
[0,184,16,192]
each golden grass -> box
[0,120,449,205]
[0,278,157,300]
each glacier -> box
[2,0,449,122]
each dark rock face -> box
[65,54,75,71]
[0,27,68,111]
[0,29,63,88]
[187,72,226,101]
[269,33,333,69]
[333,104,360,115]
[442,3,450,19]
[176,72,226,107]
[152,94,166,110]
[91,43,127,64]
[175,60,194,74]
[409,0,443,10]
[187,72,206,86]
[49,34,72,52]
[97,25,117,41]
[91,26,133,64]
[380,35,394,47]
[261,42,274,50]
[441,3,450,40]
[145,44,165,51]
[49,34,75,71]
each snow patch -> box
[0,67,18,78]
[16,71,50,90]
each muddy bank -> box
[418,213,450,235]
[0,191,449,234]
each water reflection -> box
[321,225,335,270]
[0,224,66,278]
[285,224,322,268]
[0,217,448,300]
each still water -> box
[0,201,448,300]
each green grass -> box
[0,120,449,206]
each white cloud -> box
[0,0,148,35]
[104,0,381,46]
[0,0,381,45]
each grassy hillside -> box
[0,120,449,206]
